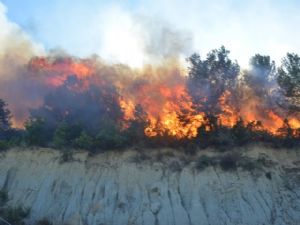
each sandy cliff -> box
[0,147,300,225]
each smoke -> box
[0,1,299,138]
[0,2,43,79]
[99,5,193,67]
[137,17,193,63]
[0,1,194,129]
[0,2,45,126]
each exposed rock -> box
[0,147,300,225]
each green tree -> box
[247,54,276,83]
[24,118,49,146]
[94,120,127,150]
[187,46,240,114]
[277,53,300,109]
[0,99,11,136]
[53,122,82,149]
[278,53,300,97]
[242,54,277,105]
[95,129,127,150]
[75,131,94,150]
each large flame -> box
[11,56,300,139]
[117,65,205,138]
[29,57,95,87]
[218,90,300,135]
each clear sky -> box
[1,0,300,68]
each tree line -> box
[1,46,300,152]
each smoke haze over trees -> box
[0,45,300,152]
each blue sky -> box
[1,0,300,67]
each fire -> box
[217,90,300,135]
[144,101,205,139]
[118,66,206,139]
[29,57,95,87]
[27,57,208,138]
[119,98,136,129]
[11,56,300,139]
[265,111,284,134]
[289,118,300,129]
[219,90,239,127]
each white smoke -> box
[98,5,193,68]
[0,2,44,81]
[0,2,45,126]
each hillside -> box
[0,147,300,225]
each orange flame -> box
[29,57,94,87]
[118,66,205,138]
[17,56,300,138]
[218,89,300,135]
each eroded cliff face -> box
[0,147,300,225]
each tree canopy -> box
[0,99,12,139]
[187,46,240,114]
[278,53,300,97]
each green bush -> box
[95,129,127,150]
[74,131,94,150]
[239,159,256,171]
[0,190,8,206]
[130,152,151,163]
[0,140,9,151]
[0,190,30,225]
[24,118,49,146]
[53,122,82,149]
[195,155,216,171]
[265,172,272,180]
[169,161,183,172]
[219,153,240,171]
[0,206,30,225]
[59,150,74,163]
[212,128,236,151]
[36,218,53,225]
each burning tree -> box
[0,99,11,134]
[1,47,300,151]
[278,53,300,110]
[187,46,240,115]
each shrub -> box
[0,99,12,134]
[265,172,272,180]
[0,206,30,225]
[169,161,182,172]
[0,190,8,206]
[53,124,68,149]
[184,142,198,155]
[130,151,151,163]
[232,119,251,145]
[24,118,50,146]
[0,190,30,225]
[213,130,236,151]
[36,218,53,225]
[53,122,82,149]
[95,129,127,150]
[7,137,23,148]
[239,158,256,171]
[59,150,74,163]
[74,131,94,150]
[204,127,236,151]
[0,140,9,151]
[195,155,215,171]
[256,154,273,167]
[219,153,240,171]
